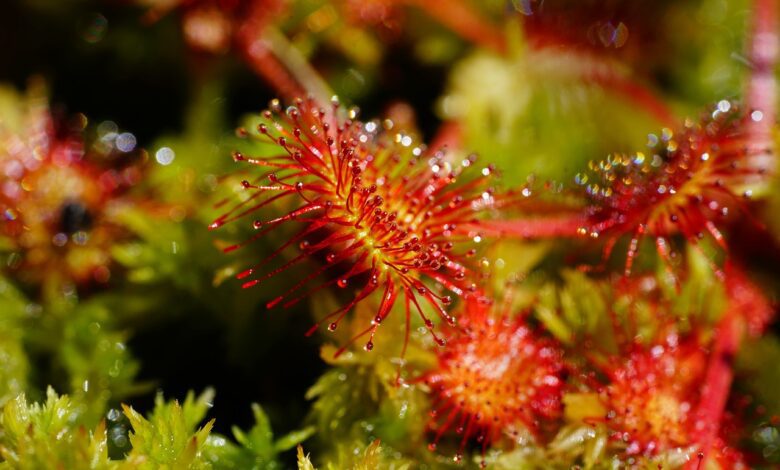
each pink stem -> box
[689,307,743,468]
[464,215,585,239]
[688,266,774,468]
[583,63,676,126]
[403,0,506,53]
[744,0,778,175]
[234,1,306,101]
[746,0,778,138]
[429,121,463,154]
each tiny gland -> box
[211,97,498,355]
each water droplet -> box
[107,409,121,422]
[109,425,129,448]
[337,279,348,288]
[253,220,263,229]
[328,322,338,331]
[326,253,336,263]
[364,341,373,351]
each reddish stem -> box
[689,306,743,468]
[429,121,463,154]
[464,214,585,239]
[744,0,778,172]
[688,266,774,468]
[234,0,308,101]
[237,38,307,101]
[404,0,506,53]
[582,61,677,126]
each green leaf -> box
[216,402,313,470]
[296,446,316,470]
[273,427,316,453]
[0,388,114,469]
[122,389,216,469]
[0,278,28,407]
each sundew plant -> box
[1,0,779,469]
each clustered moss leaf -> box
[0,279,28,408]
[0,388,113,470]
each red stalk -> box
[745,0,778,146]
[404,0,506,54]
[689,266,774,468]
[235,0,331,102]
[581,62,676,125]
[688,301,744,468]
[428,121,463,155]
[236,37,307,101]
[462,214,585,239]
